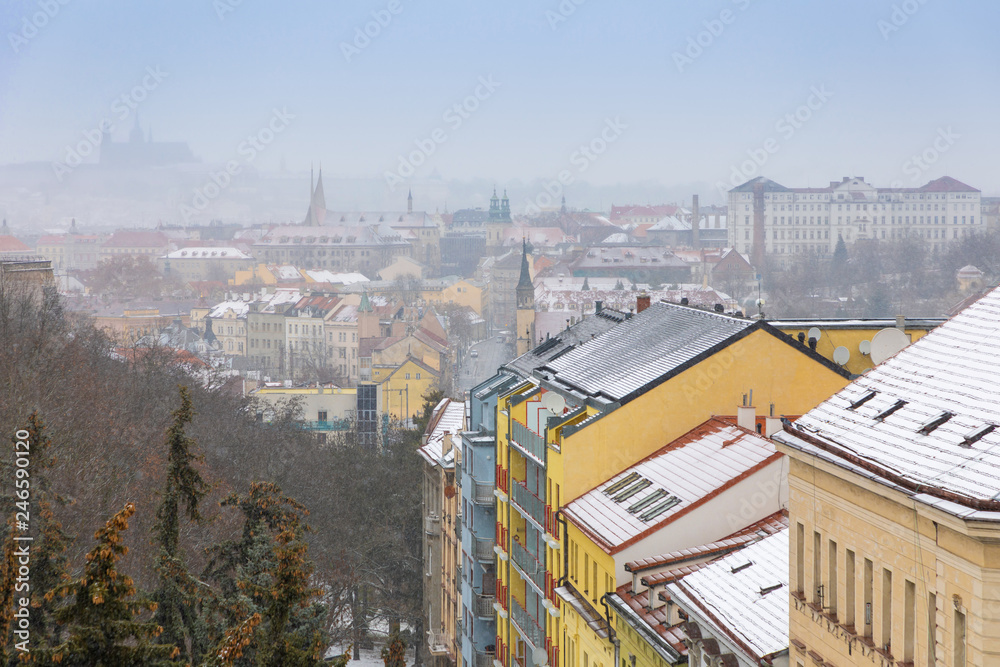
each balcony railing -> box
[510,596,545,649]
[511,481,545,526]
[475,537,494,562]
[510,540,546,592]
[475,649,496,667]
[476,593,496,619]
[510,420,546,461]
[428,632,449,655]
[472,480,495,505]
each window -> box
[318,411,328,422]
[864,559,874,638]
[955,609,966,667]
[416,373,421,379]
[405,373,410,379]
[904,580,915,662]
[845,550,856,627]
[796,523,805,593]
[813,531,822,605]
[928,593,937,667]
[882,569,893,652]
[828,540,838,616]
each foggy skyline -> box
[2,0,998,207]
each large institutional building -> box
[727,176,982,265]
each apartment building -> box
[728,176,982,263]
[772,284,1000,667]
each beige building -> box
[247,288,302,375]
[160,246,255,283]
[728,176,983,263]
[773,284,1000,667]
[207,298,249,356]
[419,398,467,667]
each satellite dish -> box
[541,392,566,415]
[833,346,850,366]
[870,328,910,365]
[532,647,548,667]
[859,339,871,356]
[807,327,821,342]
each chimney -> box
[636,294,651,313]
[691,194,700,248]
[442,432,453,457]
[651,585,666,610]
[595,300,603,313]
[896,315,906,331]
[765,416,784,437]
[737,393,755,431]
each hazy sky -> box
[1,0,998,195]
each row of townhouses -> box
[420,278,1000,667]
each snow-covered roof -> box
[305,270,369,285]
[164,247,252,260]
[418,398,465,468]
[542,301,753,402]
[666,529,788,662]
[773,284,1000,514]
[563,418,780,553]
[268,265,303,281]
[257,288,302,313]
[601,232,630,244]
[649,216,690,231]
[209,299,250,318]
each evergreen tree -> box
[613,279,624,291]
[39,503,180,665]
[381,632,406,667]
[831,234,850,291]
[152,386,211,664]
[203,482,325,666]
[0,413,72,661]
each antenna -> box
[870,328,909,365]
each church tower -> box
[515,239,535,356]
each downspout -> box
[600,594,620,667]
[554,509,569,586]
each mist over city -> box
[1,2,999,666]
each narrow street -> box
[455,335,514,396]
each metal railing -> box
[472,480,495,505]
[475,537,494,562]
[510,540,546,592]
[475,649,496,667]
[511,481,545,526]
[510,420,546,461]
[476,593,496,619]
[509,596,545,649]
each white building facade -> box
[728,176,982,261]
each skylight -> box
[613,479,651,502]
[962,424,996,447]
[638,496,680,521]
[875,400,907,422]
[849,390,877,410]
[627,489,668,514]
[918,412,954,435]
[604,472,639,496]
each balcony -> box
[425,515,441,536]
[428,632,449,656]
[475,537,495,562]
[472,480,495,505]
[475,649,496,667]
[511,481,545,526]
[510,539,546,592]
[510,596,545,649]
[476,593,496,619]
[510,420,546,461]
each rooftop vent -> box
[730,561,753,574]
[849,390,877,410]
[918,411,954,435]
[962,424,996,447]
[875,400,907,422]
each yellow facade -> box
[772,322,937,375]
[777,448,1000,667]
[423,279,485,315]
[230,263,282,286]
[375,358,440,423]
[495,327,854,667]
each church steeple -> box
[515,238,535,356]
[489,186,501,222]
[407,188,413,214]
[501,188,511,222]
[305,164,327,226]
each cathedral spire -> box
[407,188,413,214]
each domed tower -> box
[515,239,535,356]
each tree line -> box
[0,278,430,664]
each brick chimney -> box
[636,293,651,313]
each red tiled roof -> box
[0,236,30,253]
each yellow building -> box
[772,286,1000,667]
[770,318,942,375]
[494,300,853,667]
[558,418,787,667]
[374,356,441,424]
[423,278,486,316]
